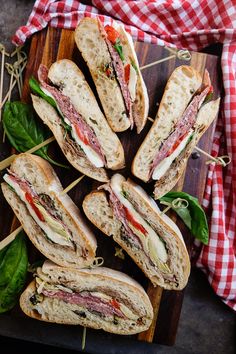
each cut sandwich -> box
[1,153,97,268]
[132,65,220,199]
[75,18,149,133]
[30,59,125,182]
[83,174,190,290]
[20,260,153,334]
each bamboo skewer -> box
[0,136,56,171]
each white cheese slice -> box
[128,64,137,101]
[152,130,194,180]
[110,175,167,263]
[41,87,104,168]
[4,175,72,247]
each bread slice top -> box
[8,153,97,252]
[47,59,125,170]
[132,65,202,182]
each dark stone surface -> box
[0,1,235,353]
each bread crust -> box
[2,153,97,267]
[20,264,153,334]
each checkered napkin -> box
[12,0,236,311]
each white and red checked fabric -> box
[12,1,236,311]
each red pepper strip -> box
[110,299,120,310]
[124,64,130,84]
[75,125,89,145]
[104,25,120,44]
[124,206,148,236]
[166,131,189,157]
[25,192,45,222]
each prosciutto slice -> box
[42,289,125,318]
[38,65,105,165]
[149,86,210,177]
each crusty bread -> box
[32,95,109,182]
[48,59,125,169]
[1,153,97,268]
[83,177,190,290]
[20,261,153,334]
[153,98,220,199]
[75,18,149,133]
[132,65,203,182]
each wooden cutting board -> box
[0,26,221,349]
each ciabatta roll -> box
[20,261,153,335]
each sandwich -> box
[83,174,190,290]
[75,18,149,133]
[132,65,220,199]
[30,59,125,182]
[1,153,97,268]
[20,260,153,334]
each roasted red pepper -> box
[166,132,189,157]
[124,206,148,236]
[110,298,120,310]
[75,125,89,145]
[25,192,45,222]
[124,64,130,84]
[104,25,120,44]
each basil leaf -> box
[203,92,213,105]
[30,77,71,133]
[159,191,209,245]
[29,77,57,108]
[0,230,28,313]
[114,39,125,62]
[3,101,68,169]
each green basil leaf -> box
[29,77,57,108]
[2,101,68,169]
[159,191,209,245]
[30,77,72,133]
[203,91,213,105]
[0,231,28,313]
[114,39,125,62]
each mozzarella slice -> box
[152,130,194,180]
[4,175,72,247]
[128,64,137,101]
[110,175,167,263]
[41,87,104,168]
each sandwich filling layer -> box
[100,175,175,278]
[150,75,213,180]
[30,275,144,326]
[99,23,138,129]
[37,65,105,168]
[3,171,76,249]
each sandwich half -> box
[83,174,190,290]
[20,260,153,335]
[75,18,149,133]
[132,65,220,198]
[1,153,97,268]
[31,59,125,182]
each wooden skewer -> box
[0,226,23,250]
[0,171,86,250]
[160,198,189,214]
[0,136,56,171]
[140,54,176,70]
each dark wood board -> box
[0,27,221,351]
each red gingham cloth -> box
[13,1,236,311]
